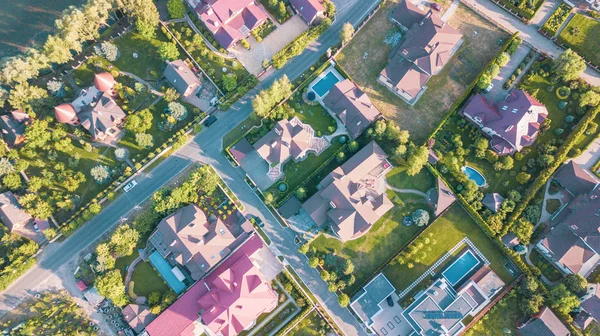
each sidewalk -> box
[460,0,600,86]
[529,0,560,26]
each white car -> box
[123,180,138,192]
[484,83,494,93]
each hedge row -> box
[491,0,544,20]
[504,104,600,235]
[540,3,572,37]
[0,257,37,292]
[272,19,331,69]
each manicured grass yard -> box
[130,261,170,297]
[558,13,600,67]
[113,30,171,80]
[336,2,509,142]
[288,93,337,136]
[382,204,515,291]
[464,290,523,335]
[386,167,435,192]
[286,309,333,336]
[310,206,422,294]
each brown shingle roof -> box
[554,161,599,196]
[122,304,156,333]
[390,0,427,29]
[302,142,392,241]
[163,60,201,97]
[322,79,381,139]
[518,307,570,336]
[253,118,311,165]
[0,191,32,232]
[482,193,504,213]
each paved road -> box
[460,0,600,86]
[0,1,380,334]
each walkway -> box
[120,71,163,96]
[530,0,561,27]
[460,0,600,86]
[184,11,235,60]
[486,44,532,101]
[385,181,428,198]
[441,0,460,22]
[124,255,142,291]
[573,137,600,169]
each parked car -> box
[123,180,137,192]
[485,83,494,93]
[33,224,39,232]
[203,115,217,127]
[431,2,442,11]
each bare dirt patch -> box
[336,1,509,142]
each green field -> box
[558,13,600,67]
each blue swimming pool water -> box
[312,71,340,97]
[462,165,486,187]
[442,251,480,286]
[148,251,187,294]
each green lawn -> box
[558,13,600,67]
[382,204,515,291]
[113,30,171,80]
[286,309,333,336]
[464,290,523,335]
[115,252,139,279]
[386,167,435,192]
[310,205,422,294]
[288,94,337,136]
[130,261,170,297]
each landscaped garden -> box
[530,249,563,282]
[285,309,333,336]
[492,0,546,20]
[540,3,572,37]
[558,13,600,68]
[382,204,515,292]
[336,2,509,142]
[259,0,292,24]
[464,290,523,335]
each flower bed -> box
[540,3,572,37]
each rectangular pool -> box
[312,70,341,97]
[148,251,187,294]
[442,250,480,286]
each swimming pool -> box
[442,250,480,286]
[312,70,341,97]
[148,251,187,294]
[461,165,487,187]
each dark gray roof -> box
[519,307,569,336]
[0,111,28,147]
[277,196,302,219]
[350,273,395,323]
[483,193,504,213]
[433,177,455,217]
[164,60,201,97]
[390,0,427,28]
[580,285,600,321]
[0,191,32,231]
[554,161,599,196]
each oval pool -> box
[461,165,487,187]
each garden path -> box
[120,71,164,96]
[64,73,82,94]
[385,181,428,198]
[524,247,559,285]
[124,255,142,297]
[183,12,236,60]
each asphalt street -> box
[0,1,381,334]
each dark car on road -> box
[431,2,442,11]
[203,115,217,127]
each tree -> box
[338,293,350,307]
[189,165,220,195]
[0,157,14,176]
[520,294,544,316]
[562,274,587,295]
[158,42,180,61]
[148,291,162,306]
[252,75,292,118]
[342,259,354,275]
[91,165,111,183]
[336,151,345,163]
[547,284,579,315]
[348,140,359,152]
[341,22,354,44]
[96,270,128,306]
[117,0,159,38]
[295,187,306,200]
[580,90,600,107]
[412,209,430,227]
[115,148,127,160]
[110,226,139,257]
[518,276,539,297]
[96,243,116,271]
[8,82,48,112]
[18,193,53,219]
[320,270,330,281]
[298,243,309,254]
[278,1,287,18]
[168,102,187,121]
[47,80,66,98]
[516,172,531,185]
[496,52,510,66]
[135,133,154,148]
[94,41,119,61]
[163,87,180,102]
[553,49,586,81]
[2,173,21,190]
[511,219,533,245]
[167,0,185,19]
[309,257,319,268]
[43,35,74,64]
[405,144,428,176]
[125,109,153,133]
[222,74,238,92]
[24,119,51,149]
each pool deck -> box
[308,65,344,101]
[148,251,187,294]
[441,250,481,286]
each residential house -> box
[253,118,312,167]
[379,5,462,105]
[164,60,201,98]
[0,110,29,147]
[301,141,393,242]
[537,187,600,277]
[553,161,599,197]
[427,176,456,217]
[518,306,570,336]
[461,89,548,156]
[144,235,277,336]
[0,191,32,233]
[290,0,325,25]
[574,283,600,331]
[122,304,156,333]
[401,266,504,336]
[148,204,250,281]
[482,193,504,213]
[322,79,382,139]
[188,0,268,49]
[54,72,125,142]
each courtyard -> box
[336,1,509,142]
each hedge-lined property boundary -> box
[539,3,572,37]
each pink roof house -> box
[144,235,277,336]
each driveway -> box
[231,16,309,75]
[573,137,600,170]
[460,0,600,86]
[0,0,382,334]
[484,44,531,101]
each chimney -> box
[329,201,336,209]
[170,240,177,247]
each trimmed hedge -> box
[0,257,37,291]
[540,3,572,37]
